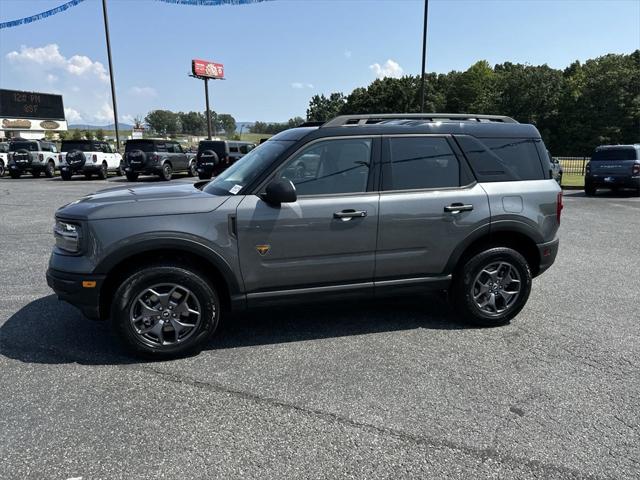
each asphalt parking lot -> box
[1,175,638,480]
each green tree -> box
[217,114,237,136]
[58,130,69,141]
[306,92,346,121]
[95,129,105,141]
[71,129,83,140]
[445,60,497,113]
[145,110,180,136]
[178,111,207,135]
[287,116,305,127]
[83,130,94,141]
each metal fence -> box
[557,156,589,175]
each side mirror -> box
[262,179,297,205]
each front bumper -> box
[536,237,559,276]
[46,268,106,320]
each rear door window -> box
[126,141,160,153]
[384,137,460,190]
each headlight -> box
[54,220,81,253]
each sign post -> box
[190,59,225,141]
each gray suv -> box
[124,139,196,181]
[585,144,640,196]
[47,114,561,358]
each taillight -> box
[38,154,44,161]
[556,191,563,224]
[633,163,640,175]
[92,154,98,163]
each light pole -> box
[101,0,120,150]
[419,0,429,113]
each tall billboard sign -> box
[191,59,224,79]
[0,89,67,132]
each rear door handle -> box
[444,203,474,213]
[334,209,367,219]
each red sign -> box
[192,59,224,79]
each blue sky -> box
[1,0,638,124]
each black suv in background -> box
[196,140,256,179]
[124,139,196,181]
[585,145,640,196]
[7,139,59,179]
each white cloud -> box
[129,86,157,97]
[344,50,352,59]
[291,82,314,89]
[369,59,404,79]
[122,114,135,124]
[6,44,108,83]
[94,102,115,123]
[46,74,58,83]
[64,108,82,123]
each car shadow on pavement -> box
[1,293,467,366]
[564,189,639,199]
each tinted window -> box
[480,138,545,180]
[386,137,459,190]
[458,136,545,181]
[592,148,637,161]
[62,141,95,152]
[9,142,38,152]
[126,141,159,153]
[277,138,371,195]
[198,141,226,156]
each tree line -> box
[306,51,639,155]
[144,110,237,137]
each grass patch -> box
[238,132,272,143]
[561,174,584,188]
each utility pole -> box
[419,0,429,113]
[204,78,212,140]
[101,0,120,150]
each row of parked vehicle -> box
[0,138,257,181]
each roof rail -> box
[322,113,518,127]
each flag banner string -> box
[0,0,273,29]
[0,0,86,30]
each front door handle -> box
[334,209,367,219]
[444,203,474,213]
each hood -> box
[57,181,230,220]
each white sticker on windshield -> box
[229,184,242,195]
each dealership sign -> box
[0,89,67,131]
[192,59,224,79]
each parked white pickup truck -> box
[59,140,123,180]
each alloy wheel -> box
[471,261,522,316]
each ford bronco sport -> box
[8,139,59,179]
[59,140,124,180]
[584,144,640,196]
[124,139,196,181]
[47,114,561,358]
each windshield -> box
[9,142,38,152]
[61,141,95,152]
[591,148,637,161]
[203,140,293,196]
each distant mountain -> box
[69,123,134,130]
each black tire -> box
[9,170,20,179]
[44,161,55,178]
[0,160,5,177]
[449,247,532,327]
[84,173,93,179]
[585,183,596,196]
[32,169,41,178]
[111,264,220,359]
[126,171,139,182]
[188,160,197,177]
[198,172,212,180]
[160,162,172,181]
[97,162,108,180]
[116,161,124,176]
[61,170,73,181]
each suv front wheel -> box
[111,264,220,358]
[450,247,532,327]
[160,162,173,181]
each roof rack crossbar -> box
[322,113,518,127]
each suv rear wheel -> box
[188,160,197,177]
[44,160,55,178]
[97,162,108,180]
[585,183,596,196]
[125,171,139,182]
[0,160,5,177]
[111,264,220,358]
[160,162,173,181]
[450,247,532,327]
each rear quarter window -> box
[591,148,638,161]
[457,136,545,182]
